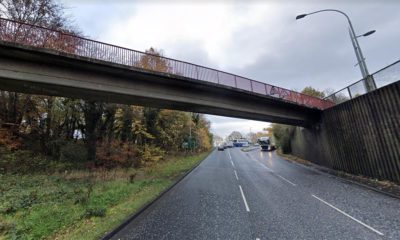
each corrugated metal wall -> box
[291,81,400,183]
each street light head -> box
[363,30,376,37]
[296,14,308,20]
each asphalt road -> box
[110,148,400,240]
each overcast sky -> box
[63,0,400,138]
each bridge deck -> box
[0,17,333,110]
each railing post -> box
[196,66,199,80]
[234,75,237,88]
[250,80,254,92]
[364,75,377,92]
[217,71,220,84]
[347,87,353,99]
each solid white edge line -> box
[239,185,250,212]
[234,170,239,180]
[275,174,296,186]
[312,194,384,236]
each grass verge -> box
[275,149,312,166]
[0,151,211,240]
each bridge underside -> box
[0,42,321,127]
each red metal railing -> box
[0,17,334,109]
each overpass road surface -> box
[110,148,400,240]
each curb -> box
[276,152,400,200]
[101,151,213,240]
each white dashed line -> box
[312,194,384,236]
[231,160,235,168]
[256,238,260,240]
[234,170,239,180]
[258,162,273,172]
[275,173,296,186]
[228,150,232,159]
[239,185,250,212]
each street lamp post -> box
[296,9,376,92]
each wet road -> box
[110,148,400,240]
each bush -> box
[60,142,87,164]
[0,147,74,174]
[96,140,139,168]
[137,144,165,167]
[0,149,46,174]
[272,124,295,154]
[0,218,15,234]
[46,139,68,159]
[83,207,106,218]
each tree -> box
[192,114,212,151]
[81,101,103,162]
[136,47,171,73]
[263,127,273,137]
[156,110,190,152]
[246,132,257,144]
[271,124,294,153]
[212,135,223,146]
[301,86,325,99]
[0,0,80,138]
[227,131,243,141]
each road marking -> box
[234,170,239,180]
[256,238,260,240]
[258,162,273,172]
[275,173,296,186]
[228,150,232,159]
[312,194,384,236]
[239,185,250,212]
[231,160,235,168]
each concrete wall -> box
[291,81,400,183]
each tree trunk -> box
[83,101,103,163]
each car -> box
[217,144,225,151]
[225,141,234,148]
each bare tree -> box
[0,0,70,29]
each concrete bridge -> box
[0,17,332,127]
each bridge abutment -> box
[290,81,400,183]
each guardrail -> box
[325,60,400,104]
[0,17,334,110]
